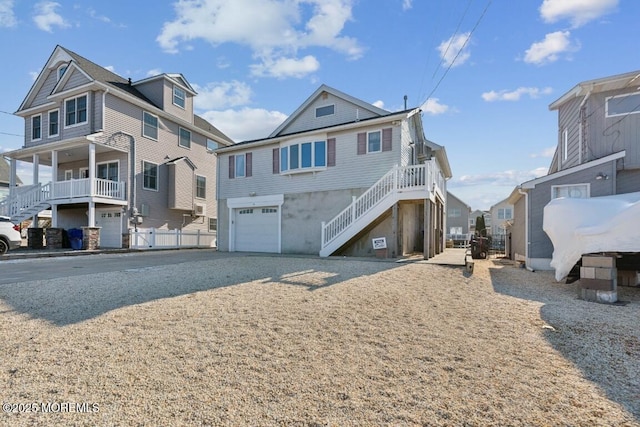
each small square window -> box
[206,139,218,151]
[208,218,217,232]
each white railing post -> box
[197,229,201,247]
[321,221,326,246]
[176,229,180,248]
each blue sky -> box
[0,0,636,210]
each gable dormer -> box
[270,84,389,137]
[133,73,196,124]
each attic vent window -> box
[316,104,334,118]
[173,86,186,109]
[57,65,67,81]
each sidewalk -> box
[1,245,134,261]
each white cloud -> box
[88,8,111,23]
[482,86,553,102]
[373,100,385,109]
[402,0,413,11]
[199,108,288,142]
[453,167,547,188]
[192,81,252,110]
[250,55,320,79]
[437,32,471,68]
[146,68,162,77]
[33,1,70,32]
[157,0,362,78]
[29,71,39,81]
[540,0,618,28]
[530,146,556,158]
[104,65,116,73]
[0,0,17,27]
[524,31,577,65]
[421,98,449,115]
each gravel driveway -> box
[0,253,638,426]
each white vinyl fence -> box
[130,228,216,250]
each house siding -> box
[557,96,582,169]
[586,90,640,168]
[103,93,217,231]
[218,124,401,200]
[446,193,470,236]
[163,80,193,124]
[61,68,91,92]
[31,70,58,108]
[167,160,195,210]
[617,168,640,194]
[511,196,526,260]
[134,80,164,109]
[528,161,616,259]
[278,93,379,136]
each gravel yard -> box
[0,254,638,426]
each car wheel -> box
[0,239,8,255]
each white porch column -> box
[51,150,58,198]
[89,142,96,195]
[51,205,58,228]
[32,153,39,184]
[9,158,17,196]
[88,201,96,227]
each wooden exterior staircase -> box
[320,162,445,257]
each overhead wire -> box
[421,0,492,108]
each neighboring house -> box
[508,69,640,270]
[489,197,512,237]
[215,84,452,257]
[446,191,471,243]
[0,157,22,200]
[469,209,487,235]
[0,45,232,248]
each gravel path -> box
[0,254,638,426]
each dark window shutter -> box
[246,152,253,177]
[382,128,392,152]
[327,138,336,167]
[229,155,235,179]
[357,132,366,155]
[273,148,280,174]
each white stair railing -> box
[321,164,432,254]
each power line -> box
[421,0,492,107]
[0,131,23,138]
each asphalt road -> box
[0,249,236,285]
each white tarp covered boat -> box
[543,191,640,281]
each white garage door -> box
[95,209,123,248]
[234,207,279,253]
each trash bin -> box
[68,228,83,250]
[470,236,488,259]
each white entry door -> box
[95,209,123,248]
[234,207,279,253]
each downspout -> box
[517,187,534,272]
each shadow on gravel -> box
[489,260,640,422]
[0,253,401,327]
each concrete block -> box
[579,288,618,304]
[580,278,616,291]
[580,266,596,279]
[582,255,616,268]
[595,267,616,280]
[618,270,639,287]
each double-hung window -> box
[31,115,41,141]
[368,131,381,153]
[448,208,461,218]
[142,161,158,191]
[179,128,191,149]
[143,112,158,140]
[497,208,512,220]
[65,94,87,127]
[280,140,327,173]
[196,175,206,199]
[48,110,59,137]
[173,86,186,109]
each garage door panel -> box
[95,210,122,248]
[235,207,279,253]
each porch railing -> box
[51,178,125,200]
